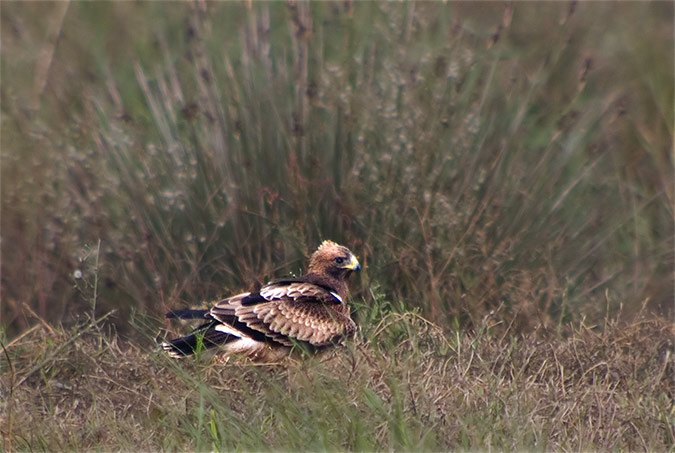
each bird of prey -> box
[162,240,360,361]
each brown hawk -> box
[161,241,360,361]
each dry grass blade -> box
[14,311,115,387]
[2,313,673,451]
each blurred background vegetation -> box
[1,1,673,339]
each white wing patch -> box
[215,323,244,338]
[260,285,290,300]
[259,282,320,300]
[330,291,343,303]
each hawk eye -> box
[334,257,345,264]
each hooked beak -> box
[345,254,361,271]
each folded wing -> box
[210,281,356,347]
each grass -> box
[2,305,673,451]
[1,1,673,451]
[2,2,672,333]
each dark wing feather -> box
[239,300,356,346]
[208,293,275,343]
[240,292,267,306]
[162,320,237,357]
[209,283,355,347]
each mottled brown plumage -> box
[162,241,360,361]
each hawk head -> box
[308,240,361,280]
